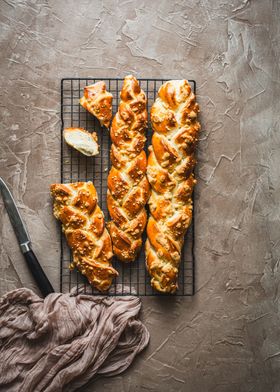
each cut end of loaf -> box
[63,127,99,156]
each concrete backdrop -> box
[0,0,279,391]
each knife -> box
[0,177,54,297]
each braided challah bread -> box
[107,75,150,262]
[50,181,118,291]
[80,81,113,128]
[146,80,200,293]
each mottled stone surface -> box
[0,1,279,391]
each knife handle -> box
[23,249,55,297]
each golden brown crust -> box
[50,181,118,292]
[146,80,200,293]
[107,75,150,262]
[80,81,113,128]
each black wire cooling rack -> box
[60,78,196,296]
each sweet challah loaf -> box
[80,81,113,128]
[145,80,200,293]
[51,181,118,291]
[107,75,150,262]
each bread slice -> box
[63,128,99,156]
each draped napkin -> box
[0,288,149,392]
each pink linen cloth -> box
[0,288,149,392]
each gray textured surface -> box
[0,1,279,391]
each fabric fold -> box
[0,288,149,392]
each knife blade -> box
[0,177,54,297]
[0,177,31,253]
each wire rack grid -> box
[60,78,196,296]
